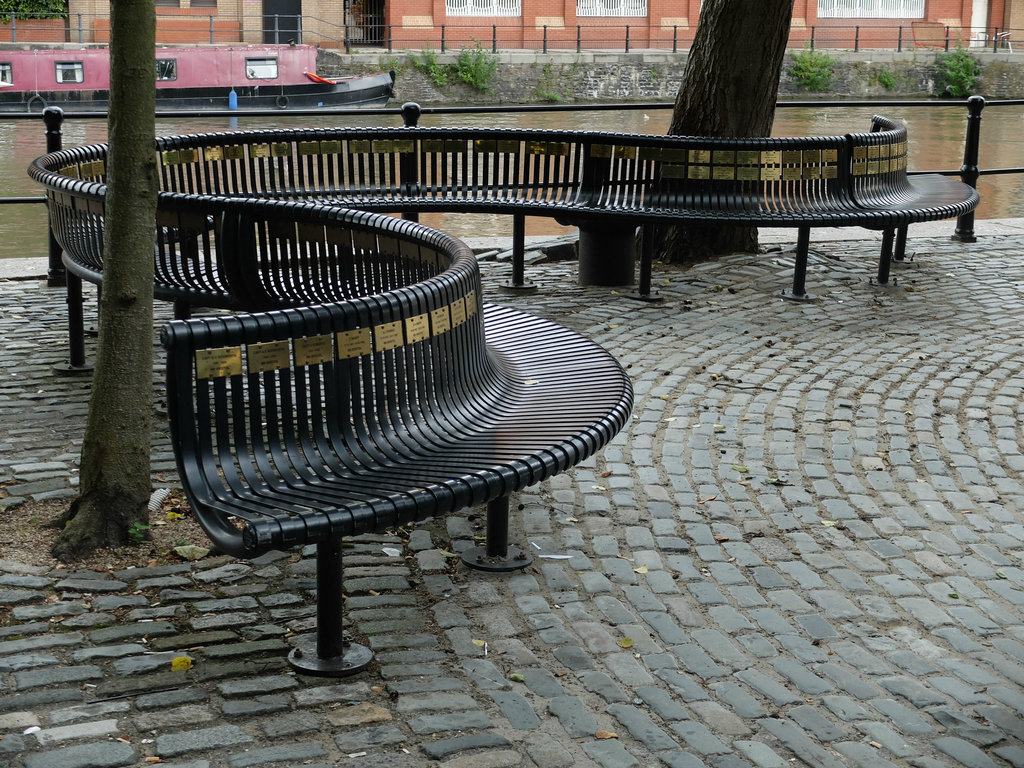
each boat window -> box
[56,61,84,84]
[156,58,177,81]
[245,58,278,80]
[0,63,11,85]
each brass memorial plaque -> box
[852,161,867,176]
[445,140,465,153]
[224,145,245,160]
[737,150,760,166]
[320,140,342,154]
[394,139,415,154]
[689,149,711,164]
[662,148,687,163]
[371,139,395,153]
[822,149,839,163]
[375,320,404,351]
[405,314,430,344]
[326,227,352,248]
[60,165,80,179]
[179,148,199,164]
[422,139,444,153]
[803,166,821,180]
[465,290,478,316]
[353,230,377,252]
[431,306,452,334]
[337,328,372,359]
[638,147,661,162]
[713,150,736,165]
[497,139,519,153]
[879,143,891,157]
[688,165,711,180]
[248,341,290,372]
[451,298,468,327]
[867,145,880,159]
[822,165,838,179]
[349,140,371,154]
[161,150,180,165]
[196,347,243,379]
[614,146,637,160]
[203,147,223,162]
[298,141,320,156]
[853,146,868,160]
[782,167,803,181]
[737,166,760,181]
[761,150,782,166]
[271,143,290,158]
[251,144,271,159]
[294,334,334,366]
[761,166,783,181]
[713,166,736,180]
[782,150,802,165]
[297,222,322,243]
[475,140,497,153]
[867,161,880,175]
[590,144,613,158]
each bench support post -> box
[578,222,636,287]
[502,213,536,292]
[780,226,815,302]
[894,225,908,262]
[55,273,94,376]
[288,539,373,677]
[627,224,662,303]
[462,496,534,573]
[876,228,895,285]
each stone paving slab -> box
[2,226,1024,767]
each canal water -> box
[2,103,1020,261]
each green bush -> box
[873,66,898,91]
[934,47,981,97]
[789,48,837,92]
[0,0,65,22]
[410,47,448,89]
[453,41,498,92]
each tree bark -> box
[52,0,157,561]
[658,0,795,263]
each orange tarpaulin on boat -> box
[304,71,333,84]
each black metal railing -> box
[0,12,1019,53]
[6,95,1017,288]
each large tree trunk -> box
[659,0,795,263]
[52,0,157,560]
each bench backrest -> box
[161,204,491,553]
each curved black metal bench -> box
[160,201,633,676]
[29,108,978,364]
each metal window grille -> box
[576,0,647,17]
[817,0,924,18]
[445,0,521,17]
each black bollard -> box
[953,95,984,243]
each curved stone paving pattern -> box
[1,229,1024,767]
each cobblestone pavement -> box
[2,224,1024,768]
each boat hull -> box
[0,71,395,113]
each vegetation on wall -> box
[789,48,837,91]
[409,41,499,93]
[934,46,981,97]
[0,0,65,20]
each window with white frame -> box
[0,63,11,85]
[245,58,279,79]
[817,0,924,18]
[55,61,84,84]
[577,0,647,17]
[445,0,521,17]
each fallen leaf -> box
[509,673,525,682]
[822,520,837,527]
[713,535,730,542]
[595,730,619,739]
[617,638,634,649]
[732,464,749,473]
[633,564,648,574]
[165,511,184,520]
[698,495,718,503]
[171,656,193,672]
[472,639,486,647]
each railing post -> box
[77,13,84,43]
[296,15,302,44]
[388,25,393,52]
[11,12,16,42]
[543,25,547,54]
[672,25,677,53]
[625,25,630,53]
[272,14,279,44]
[577,25,582,53]
[993,27,999,53]
[944,25,950,52]
[209,14,214,44]
[810,26,815,50]
[344,24,352,54]
[493,25,497,53]
[897,25,902,53]
[400,103,421,223]
[855,25,860,52]
[954,95,984,243]
[441,25,446,52]
[44,107,65,288]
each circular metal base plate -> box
[500,280,538,293]
[53,362,94,376]
[287,635,373,677]
[461,545,534,572]
[626,291,663,303]
[780,290,816,302]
